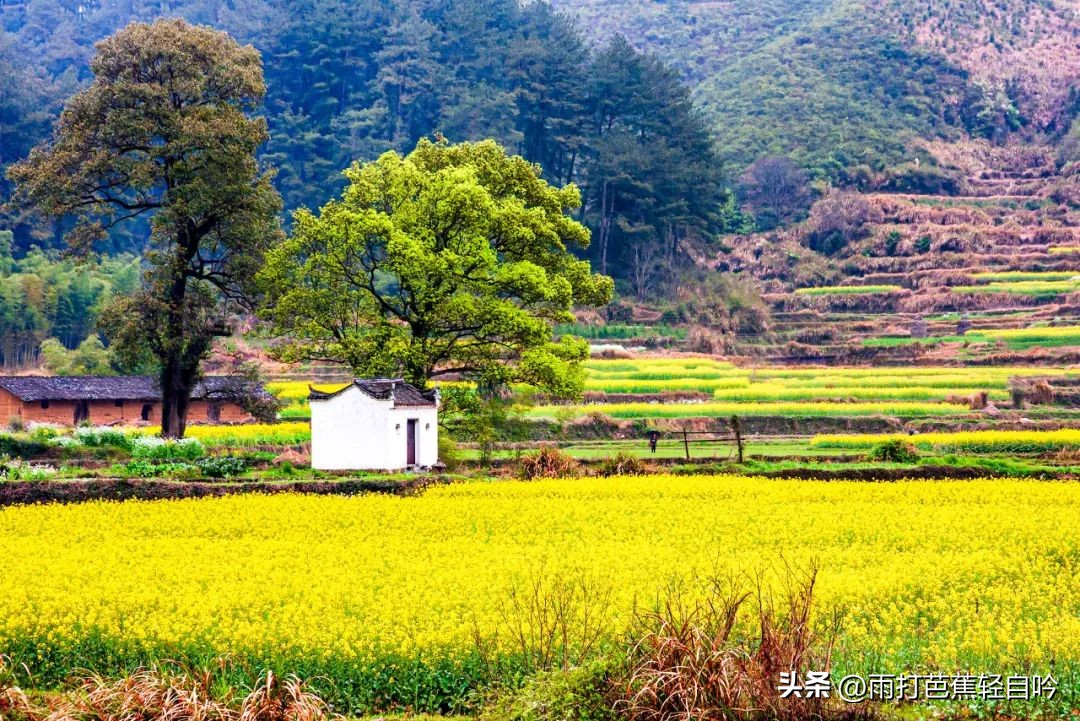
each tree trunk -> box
[598,180,612,276]
[160,232,194,438]
[159,356,194,438]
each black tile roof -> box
[0,376,264,402]
[309,378,437,407]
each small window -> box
[40,399,49,409]
[114,399,124,408]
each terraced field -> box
[525,359,1074,423]
[268,359,1077,430]
[551,143,1079,364]
[570,142,1075,366]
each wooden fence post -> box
[682,427,690,460]
[731,415,743,463]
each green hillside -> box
[550,0,1080,177]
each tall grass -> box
[794,285,903,295]
[811,429,1080,453]
[528,401,969,420]
[970,271,1079,282]
[555,323,688,340]
[952,278,1079,296]
[865,327,1080,350]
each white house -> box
[309,378,439,471]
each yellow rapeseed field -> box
[2,475,1078,692]
[812,428,1080,453]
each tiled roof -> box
[309,378,438,407]
[0,376,264,402]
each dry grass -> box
[613,564,871,721]
[518,446,582,480]
[0,660,338,721]
[597,452,652,477]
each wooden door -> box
[406,419,417,466]
[74,400,89,424]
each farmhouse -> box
[0,376,261,426]
[309,378,438,471]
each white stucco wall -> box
[310,385,438,471]
[385,405,439,468]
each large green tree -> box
[581,35,725,291]
[259,138,613,396]
[8,19,283,437]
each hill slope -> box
[718,140,1080,364]
[551,0,1080,176]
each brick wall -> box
[0,389,251,426]
[187,400,251,423]
[14,399,81,425]
[0,389,21,425]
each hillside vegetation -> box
[721,139,1080,363]
[551,0,1080,176]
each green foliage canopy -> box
[0,243,139,370]
[259,139,613,397]
[39,336,116,376]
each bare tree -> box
[628,240,660,301]
[738,156,812,230]
[803,189,881,255]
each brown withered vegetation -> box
[0,660,339,721]
[518,445,582,480]
[613,565,874,721]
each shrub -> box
[27,424,61,443]
[883,230,901,257]
[868,439,920,463]
[597,452,650,477]
[120,460,200,479]
[0,457,58,481]
[119,460,156,478]
[614,565,859,721]
[519,446,580,480]
[0,435,48,459]
[803,190,880,255]
[438,434,462,472]
[131,437,207,461]
[481,662,617,721]
[685,325,730,354]
[74,427,133,451]
[197,456,248,479]
[881,162,959,195]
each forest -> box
[551,0,1080,176]
[0,230,139,369]
[1,0,730,286]
[1,0,1078,372]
